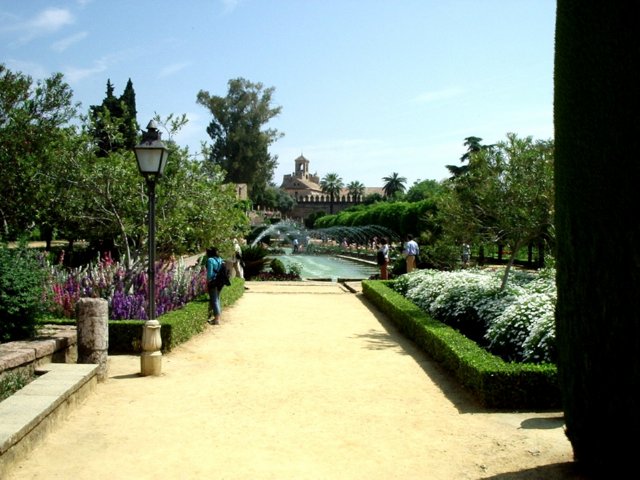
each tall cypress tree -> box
[555,2,640,475]
[89,79,139,156]
[119,78,138,150]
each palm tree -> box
[320,173,344,214]
[382,172,407,198]
[446,136,496,180]
[346,180,365,203]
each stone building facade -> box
[279,155,384,220]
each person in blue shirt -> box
[403,234,419,273]
[206,247,224,324]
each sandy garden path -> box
[5,282,585,480]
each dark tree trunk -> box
[536,240,545,269]
[555,2,640,475]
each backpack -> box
[212,261,231,289]
[376,249,386,266]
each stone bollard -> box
[76,297,109,381]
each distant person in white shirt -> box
[462,243,471,267]
[233,238,244,279]
[403,234,419,273]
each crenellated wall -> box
[289,198,360,220]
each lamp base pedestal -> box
[140,319,162,376]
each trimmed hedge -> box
[361,279,559,409]
[40,277,246,354]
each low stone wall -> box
[0,325,96,477]
[0,362,98,476]
[0,325,78,382]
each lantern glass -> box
[135,144,168,176]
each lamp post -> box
[134,120,169,376]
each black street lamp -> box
[134,120,169,376]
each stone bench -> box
[0,325,101,476]
[0,362,99,474]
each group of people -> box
[206,233,466,323]
[377,234,420,280]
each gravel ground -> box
[5,282,586,480]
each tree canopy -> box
[0,65,250,261]
[346,181,365,203]
[320,173,344,214]
[88,79,139,157]
[382,172,407,198]
[442,132,554,287]
[197,78,283,200]
[0,65,78,240]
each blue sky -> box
[1,0,555,188]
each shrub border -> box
[41,277,246,355]
[361,279,560,409]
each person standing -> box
[206,247,224,325]
[377,237,390,280]
[462,243,471,267]
[233,238,244,279]
[403,234,419,273]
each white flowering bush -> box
[485,292,556,362]
[392,268,557,363]
[521,306,556,363]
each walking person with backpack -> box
[206,246,229,325]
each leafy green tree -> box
[405,179,443,202]
[484,134,553,288]
[346,181,365,203]
[0,65,78,240]
[443,133,554,288]
[61,147,143,263]
[363,192,384,205]
[197,78,283,199]
[555,2,639,475]
[304,211,326,229]
[158,158,248,257]
[53,113,248,262]
[273,188,296,214]
[320,173,344,214]
[446,136,495,179]
[0,241,48,341]
[119,79,138,150]
[37,124,92,249]
[251,185,295,215]
[382,172,407,198]
[145,115,249,257]
[88,79,139,157]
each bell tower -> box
[295,155,310,179]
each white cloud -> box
[220,0,242,14]
[1,7,75,45]
[4,59,49,80]
[63,58,109,83]
[62,48,142,84]
[24,8,74,41]
[51,31,88,52]
[158,62,191,79]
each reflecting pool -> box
[269,253,378,281]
